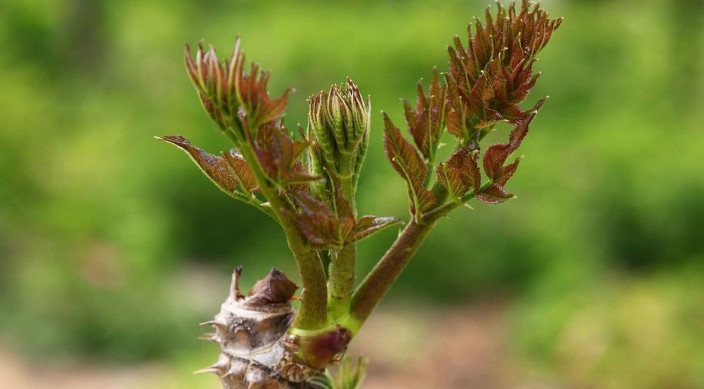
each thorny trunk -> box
[200,267,320,389]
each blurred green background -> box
[1,0,703,388]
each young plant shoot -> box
[159,1,561,388]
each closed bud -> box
[307,78,370,178]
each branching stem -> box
[347,218,436,332]
[347,181,491,331]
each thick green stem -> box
[328,245,355,319]
[328,171,357,320]
[256,185,327,330]
[288,237,329,330]
[260,186,328,330]
[347,218,436,333]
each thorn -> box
[199,320,227,330]
[230,266,244,300]
[463,203,475,211]
[194,367,221,375]
[198,333,219,342]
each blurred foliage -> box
[0,0,702,387]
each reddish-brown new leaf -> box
[482,108,538,182]
[476,183,514,204]
[383,113,427,184]
[158,135,238,195]
[289,192,342,247]
[254,122,320,186]
[184,38,292,132]
[403,68,448,160]
[436,147,481,200]
[222,149,259,193]
[351,216,403,243]
[328,173,356,241]
[383,113,436,213]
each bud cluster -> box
[185,38,291,139]
[308,79,370,186]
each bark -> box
[199,267,321,389]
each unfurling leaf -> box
[329,172,355,222]
[288,182,400,247]
[287,173,362,248]
[403,68,448,161]
[475,108,540,204]
[222,149,258,193]
[238,62,293,127]
[476,183,514,204]
[483,108,539,183]
[157,135,238,195]
[254,122,321,187]
[436,147,481,200]
[351,216,403,243]
[288,192,343,247]
[185,38,291,131]
[383,113,426,184]
[445,86,470,140]
[383,113,436,214]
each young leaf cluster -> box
[382,0,562,222]
[162,1,561,385]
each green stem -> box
[227,123,328,330]
[428,138,465,202]
[328,170,357,320]
[422,182,488,221]
[347,181,488,332]
[329,245,356,320]
[287,237,328,330]
[347,218,436,333]
[258,176,328,330]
